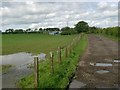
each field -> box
[2,33,88,88]
[2,34,77,55]
[17,34,88,88]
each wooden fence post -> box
[34,56,39,88]
[50,52,54,74]
[58,47,61,64]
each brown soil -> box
[74,34,119,88]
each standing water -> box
[1,52,46,88]
[113,59,120,63]
[1,52,46,66]
[90,62,112,67]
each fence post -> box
[50,52,54,74]
[34,56,39,88]
[58,47,62,64]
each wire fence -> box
[33,33,83,88]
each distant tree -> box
[34,28,38,32]
[26,28,31,33]
[54,28,60,31]
[61,27,70,31]
[61,27,76,35]
[38,28,42,33]
[45,28,60,31]
[75,21,89,33]
[5,29,14,34]
[39,28,42,31]
[14,29,24,33]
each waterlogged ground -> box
[70,34,119,89]
[1,52,46,88]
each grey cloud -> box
[1,2,118,31]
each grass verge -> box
[17,34,88,88]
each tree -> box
[5,29,14,33]
[39,28,42,31]
[34,28,38,32]
[61,27,76,35]
[74,21,89,33]
[38,28,42,33]
[61,27,70,31]
[14,29,24,34]
[26,28,31,33]
[45,28,60,31]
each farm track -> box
[70,34,119,89]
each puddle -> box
[38,53,46,60]
[113,60,120,63]
[90,62,112,66]
[96,63,112,66]
[96,70,110,74]
[0,52,46,66]
[1,52,46,88]
[69,80,86,88]
[2,64,33,88]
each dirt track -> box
[70,34,119,89]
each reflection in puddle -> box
[114,60,120,63]
[0,52,46,66]
[96,70,110,74]
[1,52,46,88]
[96,63,112,66]
[90,62,112,66]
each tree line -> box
[2,21,119,36]
[2,21,89,35]
[88,26,119,38]
[3,28,60,34]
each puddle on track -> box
[113,60,120,63]
[69,80,86,88]
[96,63,112,66]
[96,70,110,74]
[90,62,112,66]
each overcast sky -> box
[0,0,119,31]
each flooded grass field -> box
[1,34,79,88]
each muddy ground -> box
[70,34,119,89]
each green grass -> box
[0,64,12,73]
[2,34,77,55]
[17,34,88,88]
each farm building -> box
[49,31,62,35]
